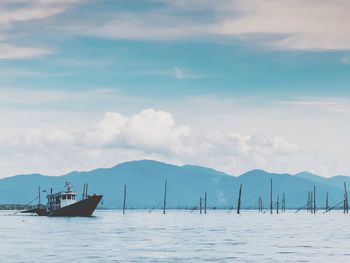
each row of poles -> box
[38,179,349,215]
[122,181,241,215]
[296,182,349,214]
[257,178,286,214]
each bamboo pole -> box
[38,186,41,209]
[310,192,313,214]
[204,192,207,214]
[50,188,53,212]
[237,184,242,214]
[270,178,273,214]
[344,182,348,214]
[277,194,279,214]
[123,184,127,215]
[163,180,167,215]
[326,192,329,212]
[313,186,316,214]
[200,197,202,214]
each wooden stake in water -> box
[163,180,167,215]
[200,197,202,214]
[50,188,53,211]
[344,182,348,214]
[259,196,262,212]
[270,178,273,214]
[123,184,127,215]
[277,194,279,214]
[326,192,329,212]
[38,186,41,209]
[310,191,313,214]
[237,184,242,214]
[204,192,207,214]
[314,187,317,213]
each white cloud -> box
[278,98,350,113]
[83,12,213,41]
[0,108,311,177]
[0,0,81,59]
[0,44,53,59]
[0,0,349,53]
[216,0,350,50]
[0,0,80,25]
[0,87,120,105]
[84,109,191,155]
[70,0,350,50]
[174,67,186,80]
[0,88,349,178]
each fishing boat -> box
[22,182,102,217]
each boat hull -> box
[50,195,102,216]
[22,195,102,217]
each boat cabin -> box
[46,182,77,213]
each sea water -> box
[0,210,349,262]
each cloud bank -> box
[0,108,311,177]
[1,0,350,60]
[0,0,80,59]
[77,0,350,50]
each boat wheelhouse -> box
[46,182,77,213]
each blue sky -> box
[0,0,349,177]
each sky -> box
[0,0,350,178]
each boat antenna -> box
[65,181,73,192]
[82,184,86,199]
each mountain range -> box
[0,160,348,210]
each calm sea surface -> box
[1,210,350,262]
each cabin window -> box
[62,195,66,200]
[72,196,75,200]
[68,195,71,200]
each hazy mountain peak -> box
[240,169,270,177]
[294,171,327,183]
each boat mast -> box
[82,184,86,199]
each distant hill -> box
[0,160,348,210]
[295,172,327,184]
